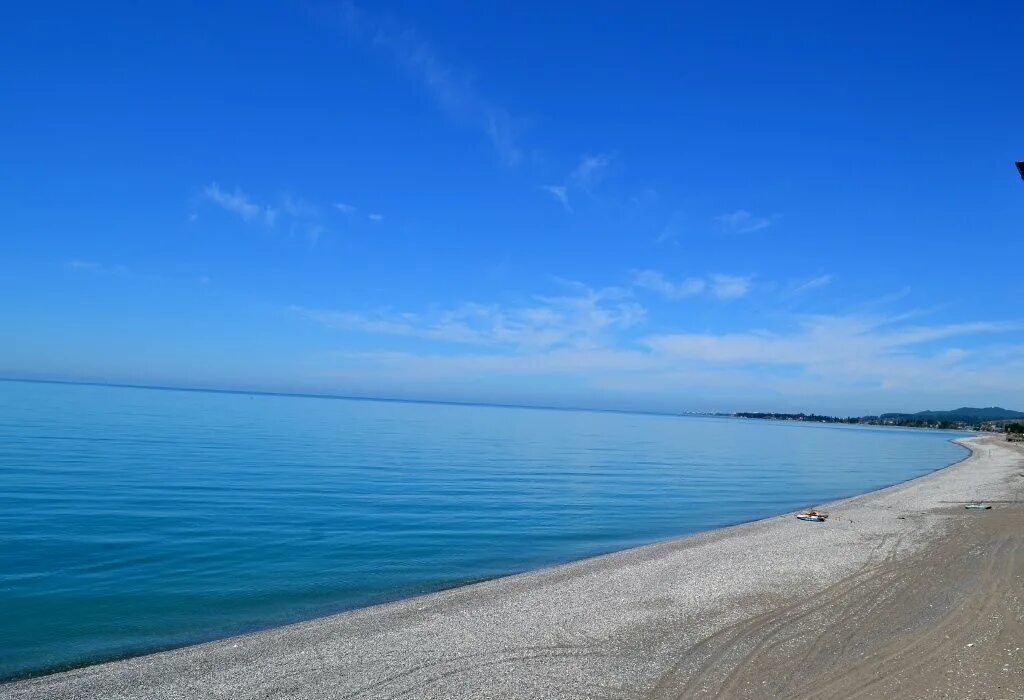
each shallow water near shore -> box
[0,380,968,680]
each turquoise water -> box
[0,380,967,680]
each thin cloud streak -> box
[293,284,645,351]
[200,184,334,245]
[65,259,211,286]
[300,285,1024,404]
[569,153,611,190]
[644,316,1023,368]
[65,260,131,276]
[790,274,835,295]
[330,2,524,166]
[203,184,278,227]
[633,270,752,300]
[310,316,1024,407]
[542,153,613,209]
[708,274,752,300]
[541,185,570,210]
[633,270,705,299]
[716,209,772,233]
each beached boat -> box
[796,510,827,522]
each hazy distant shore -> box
[5,436,1022,699]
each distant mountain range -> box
[878,407,1024,422]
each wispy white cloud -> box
[790,274,835,295]
[202,184,278,227]
[633,270,706,299]
[65,260,130,276]
[334,202,385,223]
[643,315,1024,383]
[716,209,773,233]
[330,2,523,166]
[633,270,752,300]
[293,284,644,352]
[542,153,613,210]
[569,153,611,191]
[282,194,319,220]
[629,189,660,209]
[200,184,335,245]
[635,315,1024,407]
[305,309,1024,408]
[291,271,1024,409]
[541,185,570,211]
[656,210,686,244]
[709,274,752,300]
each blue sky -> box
[2,1,1023,415]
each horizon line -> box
[3,377,1007,422]
[0,376,719,421]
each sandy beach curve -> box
[4,435,1022,699]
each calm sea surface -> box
[0,380,968,679]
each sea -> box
[0,379,969,680]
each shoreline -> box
[1,435,971,682]
[0,436,971,685]
[4,435,1022,699]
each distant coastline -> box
[721,407,1024,433]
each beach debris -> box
[796,509,828,522]
[964,503,992,510]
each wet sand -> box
[4,435,1022,699]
